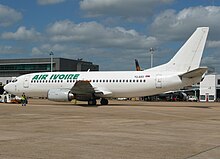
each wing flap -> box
[95,90,112,96]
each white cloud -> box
[32,43,67,55]
[201,53,220,73]
[46,20,158,49]
[80,0,173,20]
[37,0,66,5]
[151,6,220,41]
[31,20,159,70]
[207,40,220,48]
[1,26,41,41]
[0,4,22,27]
[0,45,24,54]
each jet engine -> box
[47,89,74,102]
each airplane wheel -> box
[100,98,108,105]
[88,99,97,105]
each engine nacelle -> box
[47,89,74,102]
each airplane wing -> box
[71,81,112,100]
[71,81,95,95]
[179,67,208,79]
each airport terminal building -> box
[200,74,220,102]
[0,58,99,85]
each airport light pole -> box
[50,51,54,72]
[150,48,155,68]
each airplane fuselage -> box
[6,70,200,98]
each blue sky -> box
[0,0,220,72]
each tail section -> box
[135,59,142,71]
[147,27,209,73]
[166,27,209,73]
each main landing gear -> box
[88,99,97,105]
[88,98,109,106]
[100,98,108,105]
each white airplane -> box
[4,27,209,105]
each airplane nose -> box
[4,83,14,93]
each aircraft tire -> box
[100,98,108,105]
[88,99,97,105]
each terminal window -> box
[0,64,51,71]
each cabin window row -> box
[91,79,146,83]
[31,80,66,83]
[30,79,146,83]
[31,80,79,83]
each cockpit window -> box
[12,79,18,83]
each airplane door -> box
[155,74,162,88]
[23,77,30,88]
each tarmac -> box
[0,99,220,159]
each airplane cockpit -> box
[11,78,18,83]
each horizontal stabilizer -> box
[179,67,208,79]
